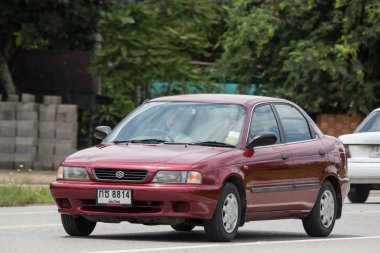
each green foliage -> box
[152,81,222,97]
[0,0,107,51]
[90,0,222,140]
[0,185,53,207]
[78,95,135,148]
[97,95,135,127]
[0,0,109,96]
[218,0,380,114]
[95,0,222,104]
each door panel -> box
[245,145,292,212]
[272,103,327,210]
[287,139,327,210]
[244,104,293,213]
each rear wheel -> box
[348,184,370,203]
[171,222,195,232]
[302,181,337,237]
[61,214,96,236]
[204,182,241,242]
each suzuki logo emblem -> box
[115,171,124,179]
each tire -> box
[61,214,96,236]
[348,184,370,203]
[171,222,195,232]
[204,182,241,242]
[302,181,337,237]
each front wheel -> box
[171,222,195,232]
[61,214,96,236]
[302,181,337,237]
[348,184,370,203]
[204,182,241,242]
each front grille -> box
[93,168,148,181]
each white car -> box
[339,108,380,203]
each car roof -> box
[150,94,288,106]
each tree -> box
[0,0,107,96]
[218,0,380,114]
[95,0,222,105]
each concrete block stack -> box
[7,94,19,102]
[35,96,77,170]
[0,93,78,170]
[54,104,78,168]
[0,97,17,168]
[14,94,38,169]
[35,97,58,170]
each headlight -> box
[152,170,202,184]
[57,166,89,180]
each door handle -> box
[281,153,289,160]
[319,149,326,156]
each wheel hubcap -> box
[320,189,334,228]
[222,193,238,233]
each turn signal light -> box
[57,166,64,179]
[187,171,202,184]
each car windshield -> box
[104,102,246,147]
[356,111,380,132]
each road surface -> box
[1,192,379,253]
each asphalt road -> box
[1,192,380,253]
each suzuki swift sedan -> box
[50,94,349,242]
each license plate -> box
[369,146,380,158]
[96,189,132,206]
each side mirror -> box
[247,132,277,149]
[94,126,111,140]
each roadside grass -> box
[0,185,54,207]
[0,170,56,206]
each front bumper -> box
[348,162,380,184]
[50,181,220,221]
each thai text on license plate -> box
[96,189,132,206]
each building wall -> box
[316,114,364,137]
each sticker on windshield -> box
[225,131,240,145]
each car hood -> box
[339,132,380,145]
[62,143,234,169]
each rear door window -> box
[274,104,312,143]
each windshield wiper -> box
[113,139,167,144]
[130,139,167,144]
[113,139,131,144]
[188,141,236,148]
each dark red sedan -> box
[50,94,349,241]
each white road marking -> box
[345,210,380,214]
[0,224,60,229]
[86,235,380,253]
[0,211,56,215]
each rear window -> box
[357,111,380,132]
